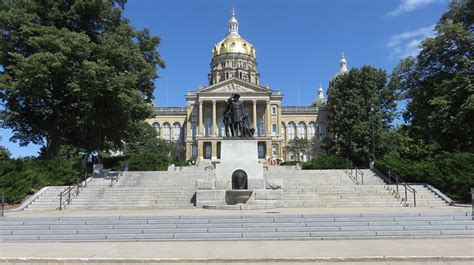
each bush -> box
[303,155,347,169]
[102,156,127,170]
[375,152,474,202]
[280,161,298,166]
[171,160,190,167]
[0,157,80,204]
[128,152,170,171]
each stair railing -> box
[345,159,364,185]
[1,191,4,217]
[109,169,122,187]
[387,170,416,207]
[58,185,75,210]
[58,175,89,210]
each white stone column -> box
[212,100,217,136]
[186,103,192,141]
[266,100,271,136]
[252,100,257,129]
[198,100,203,136]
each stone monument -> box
[196,94,283,209]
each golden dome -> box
[212,36,256,58]
[212,8,256,59]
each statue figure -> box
[223,97,234,137]
[230,93,244,137]
[222,93,255,138]
[241,113,255,137]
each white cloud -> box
[387,25,435,59]
[388,0,443,16]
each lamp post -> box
[370,104,375,168]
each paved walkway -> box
[2,207,473,264]
[1,239,473,264]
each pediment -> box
[197,78,270,94]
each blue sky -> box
[1,0,449,157]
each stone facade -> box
[147,10,349,162]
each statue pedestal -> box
[196,138,283,209]
[215,139,263,189]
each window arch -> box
[288,122,296,140]
[272,123,277,136]
[152,122,160,137]
[298,122,306,139]
[172,122,181,142]
[162,123,171,141]
[319,122,327,139]
[309,122,316,141]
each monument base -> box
[195,139,283,208]
[215,139,263,188]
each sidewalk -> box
[1,238,473,264]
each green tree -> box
[123,122,171,171]
[326,66,399,166]
[0,146,11,160]
[394,0,474,152]
[284,137,312,162]
[0,0,165,158]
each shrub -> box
[172,160,190,167]
[280,161,298,166]
[375,152,474,202]
[128,152,170,171]
[0,157,80,204]
[302,155,347,169]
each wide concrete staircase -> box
[264,168,448,208]
[24,166,449,210]
[1,212,472,241]
[54,171,212,210]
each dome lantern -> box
[228,7,240,37]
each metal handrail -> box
[58,185,75,210]
[344,159,364,185]
[1,191,4,217]
[58,176,88,210]
[387,170,417,207]
[109,169,122,187]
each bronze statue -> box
[223,97,234,137]
[223,93,254,138]
[230,94,244,137]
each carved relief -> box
[212,83,254,93]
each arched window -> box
[205,118,211,137]
[309,122,316,141]
[192,123,197,140]
[319,122,326,139]
[288,122,296,140]
[173,122,181,142]
[152,122,160,137]
[298,122,306,139]
[162,123,171,141]
[272,123,277,136]
[258,119,265,136]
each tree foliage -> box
[326,66,399,166]
[0,0,165,157]
[394,0,474,152]
[375,152,474,202]
[123,122,173,171]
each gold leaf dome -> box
[212,8,256,59]
[212,36,256,58]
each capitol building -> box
[147,10,349,162]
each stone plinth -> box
[196,138,282,209]
[215,139,263,189]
